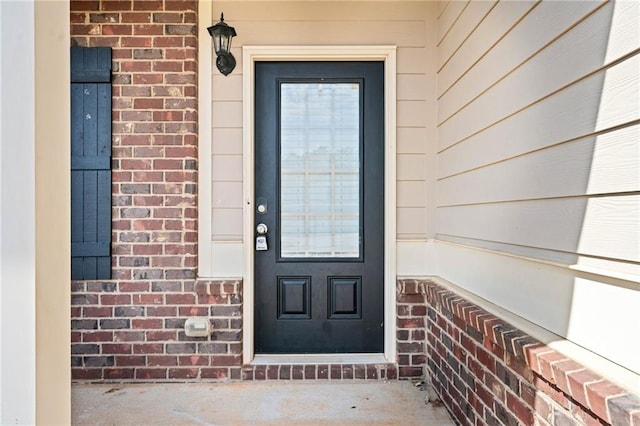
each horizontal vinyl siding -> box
[437,58,639,178]
[436,0,640,374]
[437,0,537,99]
[437,0,468,46]
[437,0,498,72]
[438,195,639,263]
[437,124,640,205]
[210,1,437,241]
[437,0,639,268]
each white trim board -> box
[242,45,398,365]
[197,0,213,278]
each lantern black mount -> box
[207,13,237,76]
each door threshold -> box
[252,354,388,365]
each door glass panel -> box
[280,82,360,258]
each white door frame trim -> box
[242,46,397,364]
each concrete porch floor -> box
[72,380,455,425]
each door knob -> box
[256,223,268,235]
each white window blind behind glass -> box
[280,82,360,258]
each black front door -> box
[254,61,384,353]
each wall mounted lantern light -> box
[207,13,237,76]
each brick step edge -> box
[241,363,397,380]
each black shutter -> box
[71,47,112,280]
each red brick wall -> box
[396,280,428,379]
[71,0,198,282]
[70,0,216,380]
[419,279,640,426]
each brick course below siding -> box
[72,280,243,380]
[397,280,429,379]
[72,278,414,381]
[413,279,640,426]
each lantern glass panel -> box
[213,34,222,54]
[219,35,230,53]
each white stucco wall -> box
[0,1,36,423]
